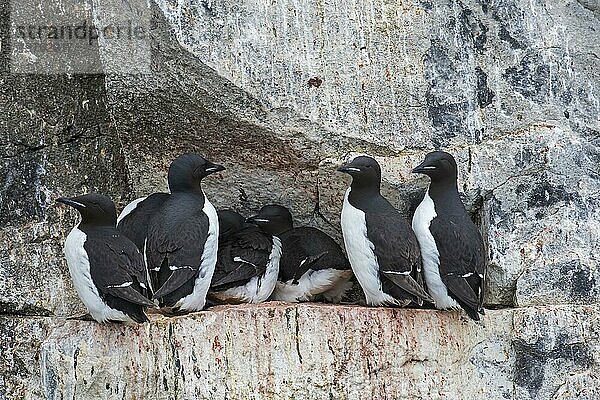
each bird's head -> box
[168,153,225,193]
[412,151,458,183]
[337,155,382,190]
[56,193,117,227]
[246,204,293,236]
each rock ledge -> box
[2,303,599,400]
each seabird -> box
[208,210,282,304]
[412,151,486,320]
[145,153,224,313]
[56,193,154,323]
[338,156,433,307]
[247,205,353,303]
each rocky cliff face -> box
[1,0,598,398]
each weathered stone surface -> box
[0,73,128,316]
[149,0,600,308]
[1,5,599,400]
[2,304,599,400]
[513,305,600,400]
[2,0,598,315]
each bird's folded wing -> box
[212,228,273,289]
[152,266,198,299]
[429,217,486,310]
[145,211,209,298]
[279,229,333,282]
[365,211,422,275]
[86,235,153,304]
[104,237,151,291]
[103,285,155,307]
[441,274,480,311]
[236,225,273,252]
[380,271,434,304]
[211,253,259,289]
[211,260,259,288]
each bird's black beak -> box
[411,162,435,174]
[246,215,269,224]
[337,163,361,174]
[205,162,225,174]
[56,197,86,209]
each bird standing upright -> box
[209,210,282,304]
[57,193,154,323]
[338,156,433,307]
[145,154,224,314]
[412,151,486,320]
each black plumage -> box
[146,193,210,306]
[430,216,485,319]
[211,211,273,291]
[117,193,169,252]
[248,205,352,303]
[144,154,224,312]
[413,151,486,320]
[360,196,430,304]
[82,227,154,322]
[277,227,348,283]
[338,156,433,307]
[57,193,153,323]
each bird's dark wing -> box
[211,227,273,290]
[430,216,486,316]
[278,230,326,282]
[379,271,434,304]
[145,201,210,302]
[235,225,274,253]
[278,227,348,282]
[117,193,169,251]
[84,230,154,308]
[365,201,430,305]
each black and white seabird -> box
[338,156,433,307]
[412,151,486,320]
[117,193,169,252]
[57,193,154,323]
[247,205,353,303]
[208,210,282,304]
[145,154,225,313]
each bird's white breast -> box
[176,194,219,311]
[340,188,397,306]
[412,190,459,309]
[270,268,353,302]
[63,226,130,322]
[256,236,282,302]
[116,196,147,224]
